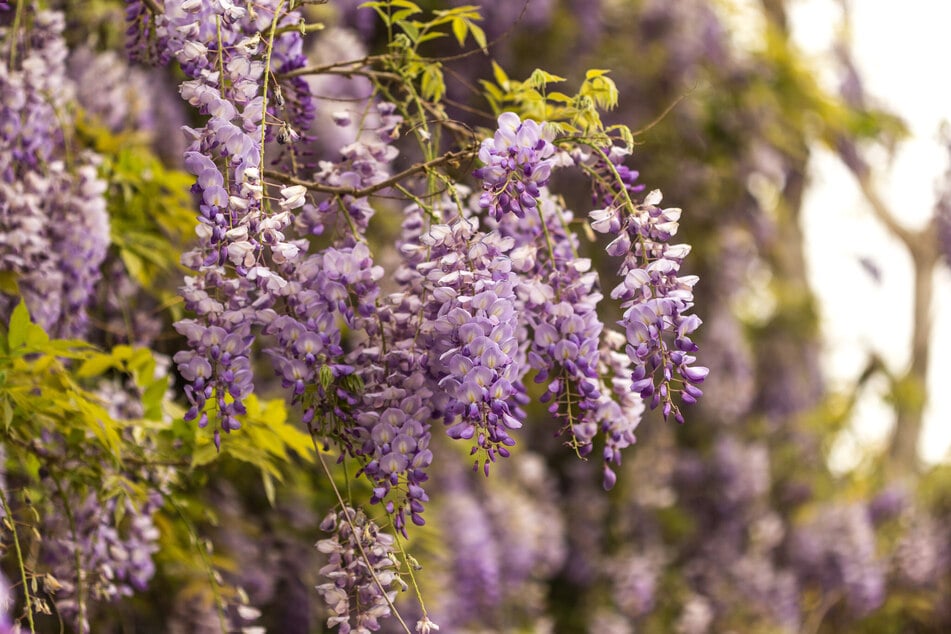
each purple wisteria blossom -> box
[343,202,445,533]
[492,189,643,488]
[315,506,406,633]
[156,0,319,447]
[0,10,109,338]
[419,217,527,475]
[594,186,707,423]
[475,112,557,220]
[43,492,163,633]
[790,503,886,616]
[494,191,606,454]
[430,454,566,631]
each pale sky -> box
[788,0,951,467]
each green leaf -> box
[416,32,447,45]
[581,70,619,111]
[421,63,445,102]
[547,91,575,104]
[7,300,31,349]
[399,19,420,42]
[141,375,169,420]
[491,61,510,90]
[392,8,421,21]
[451,17,467,47]
[77,353,119,379]
[1,397,12,430]
[529,69,567,88]
[0,271,19,295]
[24,324,49,350]
[480,79,503,104]
[191,440,219,468]
[468,22,487,53]
[262,471,276,507]
[120,249,147,287]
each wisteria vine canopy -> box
[0,0,949,633]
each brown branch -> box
[280,56,384,79]
[837,145,941,477]
[851,166,919,247]
[264,146,478,198]
[141,0,164,15]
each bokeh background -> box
[2,0,950,632]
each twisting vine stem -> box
[0,484,35,632]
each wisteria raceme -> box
[594,185,707,423]
[474,112,557,220]
[349,343,434,533]
[308,101,402,235]
[69,47,156,135]
[607,552,660,620]
[431,470,503,627]
[588,145,646,207]
[42,492,163,633]
[490,186,642,488]
[0,10,109,338]
[342,202,447,533]
[0,10,72,175]
[124,0,168,65]
[315,506,406,633]
[492,191,606,457]
[430,453,567,630]
[48,159,111,339]
[789,503,886,616]
[158,0,317,447]
[891,510,948,588]
[418,216,527,475]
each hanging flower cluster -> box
[0,10,109,338]
[150,0,313,449]
[42,492,163,633]
[315,506,405,633]
[592,183,707,424]
[157,32,707,508]
[122,0,707,623]
[474,112,557,220]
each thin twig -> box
[280,55,382,79]
[263,146,478,198]
[141,0,164,16]
[630,89,692,137]
[0,486,35,632]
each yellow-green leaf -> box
[492,61,509,90]
[451,17,467,47]
[262,471,276,507]
[421,63,445,102]
[7,300,30,349]
[77,353,119,379]
[469,22,487,53]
